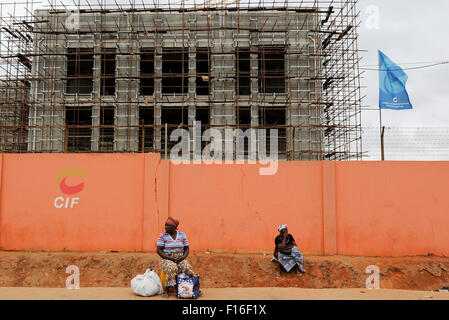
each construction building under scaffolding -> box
[0,0,363,160]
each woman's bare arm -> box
[285,240,296,250]
[277,234,288,250]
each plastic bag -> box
[131,269,163,297]
[175,273,200,299]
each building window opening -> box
[196,49,210,95]
[195,107,210,150]
[258,107,286,157]
[99,106,114,151]
[139,106,154,152]
[66,48,94,95]
[258,47,285,94]
[236,48,251,95]
[140,49,154,95]
[161,107,188,153]
[65,106,92,152]
[238,107,252,158]
[162,48,188,94]
[101,50,116,96]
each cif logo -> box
[54,168,85,209]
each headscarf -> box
[166,217,179,229]
[278,224,287,232]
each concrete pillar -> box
[322,161,337,255]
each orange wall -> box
[335,162,449,256]
[0,153,449,256]
[168,162,323,253]
[0,154,145,251]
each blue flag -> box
[378,50,413,110]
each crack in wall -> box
[154,157,162,237]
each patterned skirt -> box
[159,251,195,288]
[278,246,304,272]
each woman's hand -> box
[158,246,189,264]
[173,247,189,264]
[157,246,177,262]
[174,256,185,264]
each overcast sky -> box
[358,0,449,160]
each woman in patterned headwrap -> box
[156,217,201,297]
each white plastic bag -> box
[131,269,163,297]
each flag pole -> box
[378,50,383,161]
[379,108,385,161]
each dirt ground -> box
[0,251,449,292]
[1,287,448,300]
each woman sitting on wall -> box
[156,217,202,297]
[273,224,306,275]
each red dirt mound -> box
[0,251,448,291]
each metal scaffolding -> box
[0,0,363,161]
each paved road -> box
[0,287,448,300]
